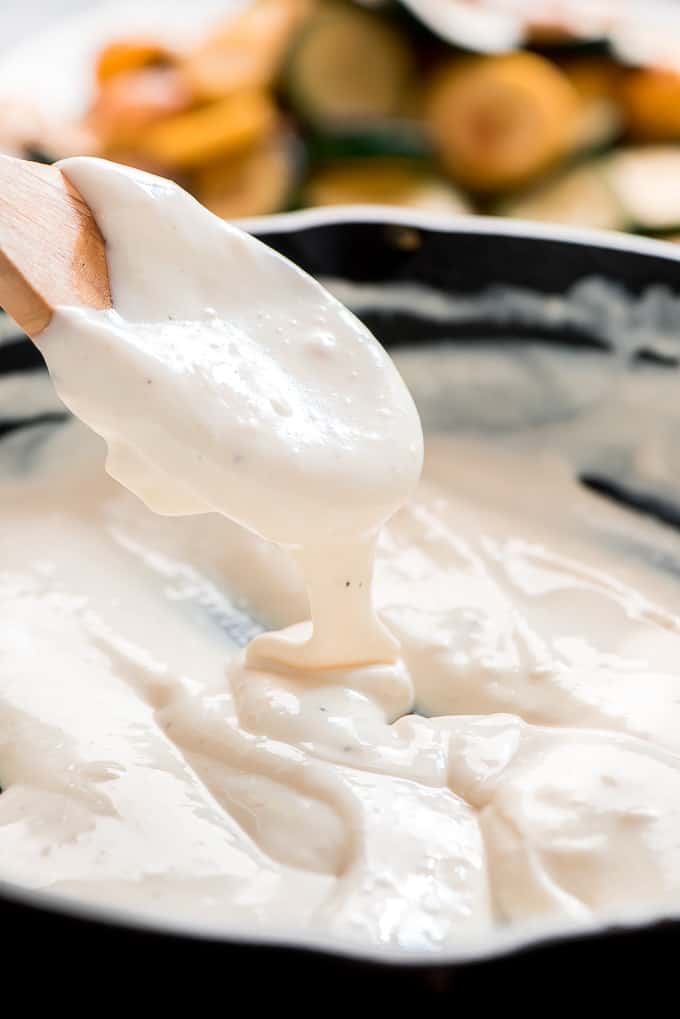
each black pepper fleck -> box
[345,581,350,587]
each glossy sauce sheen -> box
[2,160,680,953]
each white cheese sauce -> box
[2,158,680,953]
[39,157,423,671]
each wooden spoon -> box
[0,154,111,339]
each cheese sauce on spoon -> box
[39,157,423,674]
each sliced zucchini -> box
[284,3,415,126]
[426,52,581,193]
[498,162,626,231]
[137,90,277,169]
[606,147,680,232]
[194,131,304,218]
[620,68,680,142]
[307,119,431,164]
[304,158,470,213]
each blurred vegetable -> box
[183,0,312,100]
[498,162,625,230]
[501,146,680,233]
[307,119,430,162]
[87,67,192,149]
[560,57,623,154]
[607,147,680,231]
[55,0,680,225]
[426,52,581,192]
[569,100,621,157]
[304,157,469,211]
[285,2,415,125]
[620,68,680,141]
[195,130,303,217]
[560,57,621,102]
[137,90,277,168]
[95,40,176,83]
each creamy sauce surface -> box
[5,394,680,950]
[3,159,680,953]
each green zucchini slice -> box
[284,3,415,127]
[307,119,431,165]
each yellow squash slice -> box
[137,90,277,169]
[426,52,581,193]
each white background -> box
[0,1,107,50]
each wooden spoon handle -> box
[0,155,111,338]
